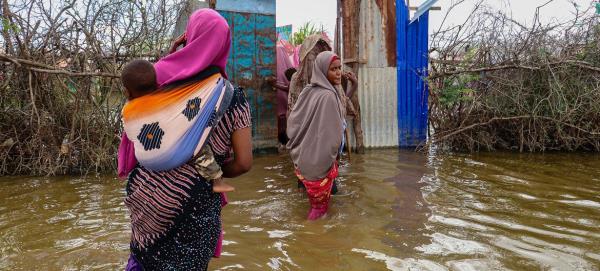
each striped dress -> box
[125,86,251,270]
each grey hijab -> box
[286,51,345,180]
[287,35,332,117]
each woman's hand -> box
[343,71,357,84]
[222,127,253,178]
[343,71,358,98]
[266,76,290,92]
[169,33,187,54]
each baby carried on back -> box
[119,59,235,192]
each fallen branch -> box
[429,60,600,80]
[29,67,119,78]
[429,64,541,79]
[0,53,120,78]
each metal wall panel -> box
[355,0,398,148]
[396,0,429,147]
[358,0,396,68]
[358,67,399,147]
[359,0,387,68]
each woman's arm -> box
[169,33,187,54]
[222,127,253,178]
[266,76,290,93]
[273,82,289,92]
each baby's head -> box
[121,59,157,100]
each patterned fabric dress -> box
[125,86,251,270]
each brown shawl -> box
[286,51,345,180]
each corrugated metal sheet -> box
[353,0,398,148]
[218,0,277,150]
[397,0,429,147]
[358,67,399,147]
[358,0,396,68]
[359,0,386,67]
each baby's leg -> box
[212,177,235,193]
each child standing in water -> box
[120,59,235,193]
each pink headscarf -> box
[276,44,294,86]
[292,45,301,67]
[154,8,232,87]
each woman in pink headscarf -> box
[122,9,252,271]
[273,41,296,145]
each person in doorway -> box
[273,41,297,147]
[271,67,296,145]
[286,51,346,220]
[119,9,252,270]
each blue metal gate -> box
[396,0,431,147]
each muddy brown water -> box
[1,149,599,270]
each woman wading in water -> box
[287,51,346,220]
[119,9,252,270]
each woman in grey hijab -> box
[287,35,332,117]
[286,51,345,220]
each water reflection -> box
[0,150,598,270]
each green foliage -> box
[1,17,19,33]
[291,22,325,46]
[439,74,478,106]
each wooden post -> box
[340,0,365,154]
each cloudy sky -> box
[276,0,595,37]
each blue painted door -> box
[217,0,276,150]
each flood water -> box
[1,149,599,270]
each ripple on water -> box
[416,233,489,256]
[55,237,87,250]
[222,240,238,246]
[557,199,600,209]
[351,249,446,271]
[267,241,297,270]
[469,214,589,243]
[239,226,263,232]
[267,230,293,238]
[429,215,489,231]
[46,211,77,224]
[516,193,538,200]
[446,259,503,271]
[215,264,244,270]
[490,235,595,270]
